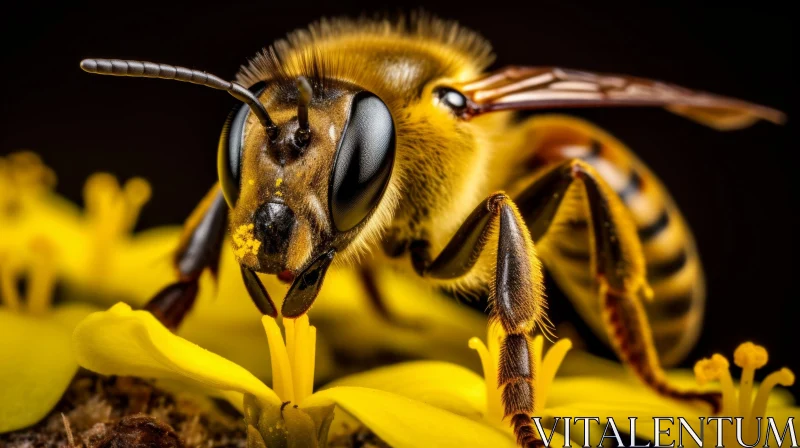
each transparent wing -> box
[448,66,785,130]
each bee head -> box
[219,78,396,279]
[77,58,396,283]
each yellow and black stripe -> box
[507,115,705,366]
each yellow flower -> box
[0,239,97,432]
[329,323,716,447]
[73,302,512,447]
[693,342,798,447]
[1,152,486,380]
[1,152,488,438]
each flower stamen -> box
[535,335,572,412]
[83,173,151,278]
[469,321,504,427]
[470,322,571,429]
[0,238,56,315]
[262,314,317,407]
[734,342,768,420]
[0,251,23,311]
[0,152,56,211]
[749,368,795,436]
[25,238,57,315]
[694,354,737,415]
[694,342,795,444]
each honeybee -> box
[80,15,784,447]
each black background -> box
[1,2,796,395]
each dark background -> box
[1,2,796,395]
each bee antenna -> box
[295,76,313,147]
[80,58,279,139]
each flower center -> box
[694,342,795,444]
[262,314,317,406]
[0,238,57,315]
[83,173,151,279]
[469,322,572,428]
[0,152,56,215]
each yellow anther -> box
[6,152,57,191]
[694,342,792,436]
[123,177,152,209]
[0,152,56,212]
[83,172,119,205]
[775,367,795,386]
[275,178,283,187]
[734,342,768,369]
[694,354,729,385]
[82,173,152,280]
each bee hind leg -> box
[145,185,227,330]
[516,159,720,412]
[411,193,547,448]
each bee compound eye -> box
[218,82,266,207]
[329,92,396,233]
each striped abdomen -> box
[510,116,705,366]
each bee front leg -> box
[516,159,720,412]
[144,185,227,329]
[411,193,548,448]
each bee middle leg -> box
[143,185,228,329]
[516,159,720,412]
[411,193,548,448]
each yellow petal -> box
[559,349,629,378]
[548,377,696,414]
[304,387,515,448]
[323,361,486,419]
[72,302,280,406]
[545,400,704,443]
[0,310,78,432]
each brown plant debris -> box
[0,370,391,448]
[0,370,246,448]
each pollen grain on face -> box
[232,223,262,259]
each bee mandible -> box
[80,15,784,447]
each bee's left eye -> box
[329,92,396,232]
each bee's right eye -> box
[218,83,266,207]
